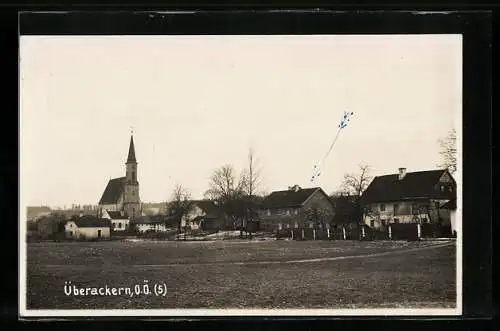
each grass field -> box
[25,239,456,309]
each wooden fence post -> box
[417,223,421,239]
[291,229,294,240]
[301,229,304,240]
[342,227,346,240]
[388,225,392,239]
[313,229,316,241]
[327,228,330,239]
[361,226,365,240]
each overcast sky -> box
[20,35,461,208]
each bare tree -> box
[438,129,457,174]
[204,164,246,203]
[168,184,195,239]
[339,164,373,238]
[243,148,263,197]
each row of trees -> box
[167,148,264,238]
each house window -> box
[294,222,298,228]
[309,222,314,228]
[448,186,453,192]
[132,172,136,181]
[294,209,298,215]
[370,220,375,228]
[118,222,122,229]
[286,209,290,215]
[266,209,271,216]
[440,185,444,192]
[69,231,73,237]
[278,223,282,230]
[380,204,386,212]
[286,223,290,228]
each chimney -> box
[398,168,407,180]
[289,185,301,192]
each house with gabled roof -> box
[101,210,130,231]
[258,185,335,232]
[361,167,456,230]
[64,215,111,240]
[181,200,229,231]
[98,133,142,220]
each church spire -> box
[126,132,136,164]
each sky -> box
[20,35,462,208]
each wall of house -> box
[364,199,452,229]
[64,222,110,239]
[135,223,167,233]
[111,219,130,231]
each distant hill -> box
[27,206,52,221]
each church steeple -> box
[126,134,136,164]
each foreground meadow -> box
[25,239,456,309]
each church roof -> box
[99,177,125,205]
[127,135,136,163]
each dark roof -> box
[130,216,164,225]
[99,177,125,205]
[361,169,456,203]
[127,135,136,163]
[193,200,225,219]
[442,199,457,210]
[261,187,322,208]
[106,211,128,219]
[71,215,111,228]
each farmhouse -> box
[259,185,335,232]
[101,210,130,231]
[98,133,142,220]
[131,216,168,233]
[64,215,111,240]
[361,168,456,231]
[182,200,228,231]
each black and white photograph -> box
[19,33,462,316]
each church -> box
[98,133,142,220]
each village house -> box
[101,210,130,231]
[259,185,335,232]
[131,216,168,233]
[182,200,228,231]
[361,168,456,231]
[64,215,111,240]
[98,134,142,220]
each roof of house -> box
[442,199,457,210]
[99,177,125,205]
[192,200,225,219]
[361,169,455,203]
[261,187,325,208]
[70,215,111,228]
[130,216,164,225]
[106,211,129,219]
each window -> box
[286,209,290,215]
[309,222,314,228]
[266,209,271,216]
[294,209,298,215]
[286,223,290,228]
[380,204,386,212]
[69,231,73,237]
[294,222,299,228]
[448,186,453,192]
[132,171,136,181]
[118,222,122,229]
[440,185,444,192]
[132,190,135,196]
[370,220,375,228]
[278,223,282,230]
[393,203,400,215]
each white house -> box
[101,210,130,231]
[65,215,111,240]
[131,216,168,233]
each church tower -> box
[123,133,141,219]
